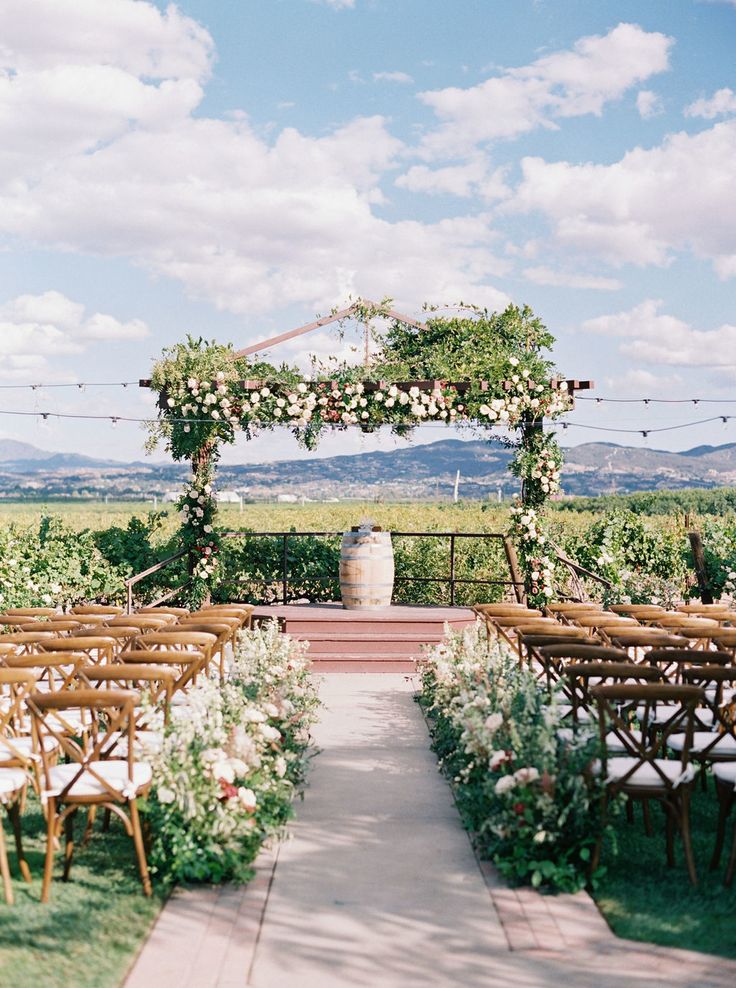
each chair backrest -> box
[0,631,58,653]
[608,604,665,616]
[677,603,733,616]
[0,667,37,766]
[681,665,736,754]
[78,664,175,725]
[590,683,703,789]
[2,650,86,693]
[565,661,664,721]
[539,643,630,663]
[28,689,140,801]
[475,604,541,617]
[38,637,116,665]
[608,630,689,648]
[19,619,82,634]
[4,607,57,618]
[120,648,205,694]
[546,602,601,613]
[105,615,175,629]
[646,649,731,679]
[517,623,587,636]
[137,606,191,618]
[71,604,125,616]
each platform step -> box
[295,633,443,655]
[309,656,417,673]
[285,619,473,636]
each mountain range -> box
[1,437,735,499]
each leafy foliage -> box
[419,624,611,892]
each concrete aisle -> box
[248,674,508,987]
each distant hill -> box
[0,437,735,499]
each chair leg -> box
[0,816,14,905]
[642,799,653,837]
[130,799,152,896]
[7,798,31,884]
[680,791,698,887]
[63,809,76,882]
[82,806,97,846]
[41,797,57,904]
[711,782,734,870]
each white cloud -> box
[0,1,511,320]
[636,89,663,119]
[685,87,736,119]
[373,71,414,84]
[523,266,623,291]
[582,299,736,368]
[396,160,510,201]
[417,23,672,158]
[0,290,149,379]
[603,368,684,395]
[314,0,355,7]
[508,119,736,275]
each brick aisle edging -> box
[124,844,279,988]
[474,855,614,951]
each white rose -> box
[495,775,516,795]
[484,712,503,733]
[489,750,507,771]
[157,786,176,804]
[238,787,257,812]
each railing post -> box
[282,534,288,605]
[449,534,456,606]
[688,531,713,604]
[126,580,133,615]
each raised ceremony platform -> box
[251,602,476,672]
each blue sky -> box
[0,0,734,464]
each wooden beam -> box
[231,300,427,359]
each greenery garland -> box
[146,302,570,606]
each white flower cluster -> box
[174,372,239,432]
[179,479,214,533]
[530,446,562,497]
[509,500,555,598]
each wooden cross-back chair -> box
[76,625,142,656]
[607,630,689,662]
[0,668,36,901]
[0,631,58,655]
[645,648,731,684]
[175,618,241,675]
[564,660,665,734]
[201,603,254,624]
[4,608,57,619]
[18,619,82,635]
[28,688,152,902]
[71,604,125,617]
[536,643,629,691]
[105,614,177,631]
[520,632,600,685]
[120,649,206,699]
[517,624,591,667]
[39,636,116,667]
[136,606,191,617]
[667,665,736,769]
[545,601,602,615]
[590,682,703,885]
[711,761,736,886]
[132,632,217,677]
[3,651,89,741]
[78,665,176,758]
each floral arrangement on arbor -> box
[419,622,611,892]
[146,621,319,883]
[146,300,572,605]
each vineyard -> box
[0,497,734,610]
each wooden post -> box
[503,537,526,604]
[688,531,713,604]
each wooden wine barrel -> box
[339,529,394,610]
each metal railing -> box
[124,530,524,610]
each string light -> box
[577,395,736,405]
[0,407,729,436]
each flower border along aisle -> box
[419,622,612,893]
[146,622,319,884]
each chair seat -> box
[46,760,152,799]
[48,709,92,733]
[636,704,714,728]
[669,731,736,756]
[557,705,592,723]
[604,757,695,788]
[0,767,28,797]
[0,734,59,761]
[713,762,736,788]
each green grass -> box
[0,797,165,988]
[594,785,736,958]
